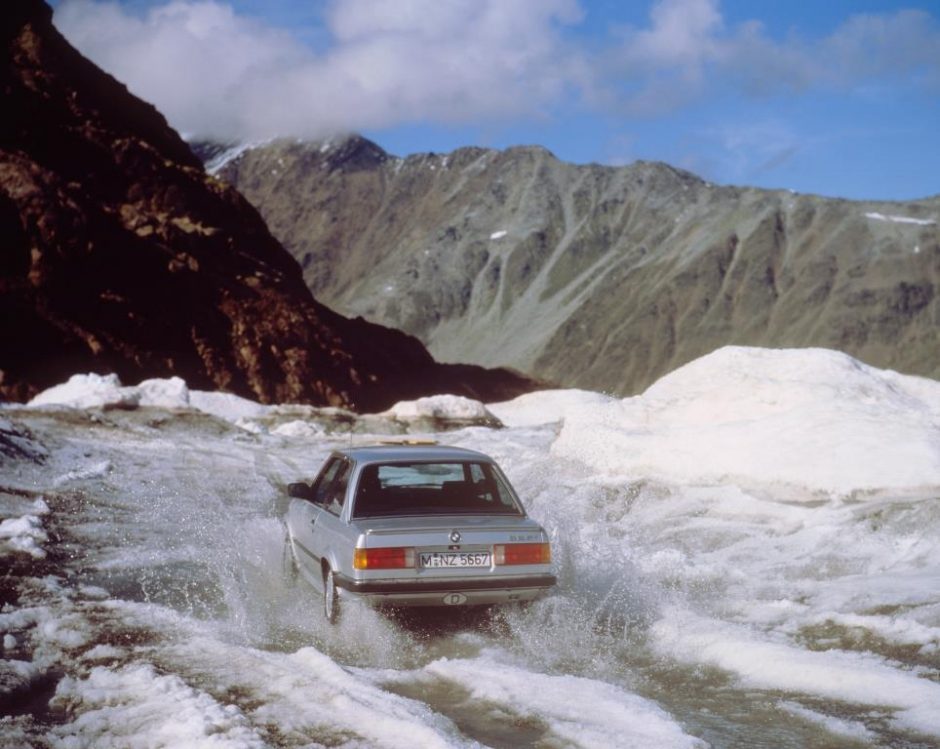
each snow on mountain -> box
[3,345,940,746]
[864,212,937,226]
[191,138,275,175]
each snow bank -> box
[553,347,940,497]
[29,373,139,409]
[25,373,275,426]
[25,374,505,434]
[25,373,493,435]
[489,389,615,427]
[188,389,270,422]
[137,377,190,407]
[27,374,191,410]
[381,395,500,426]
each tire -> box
[323,567,340,624]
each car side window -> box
[323,461,350,516]
[312,458,343,505]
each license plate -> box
[419,552,491,568]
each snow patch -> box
[0,500,49,559]
[137,377,190,408]
[778,701,875,742]
[864,212,936,226]
[53,460,113,488]
[203,139,273,174]
[188,390,269,422]
[381,395,499,425]
[271,420,326,439]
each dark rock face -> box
[208,136,940,395]
[0,1,534,409]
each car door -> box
[290,456,350,591]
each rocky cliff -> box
[0,1,534,409]
[205,136,940,395]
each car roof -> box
[337,444,494,465]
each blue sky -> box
[52,0,940,200]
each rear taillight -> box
[494,542,551,566]
[353,546,416,570]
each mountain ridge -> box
[203,134,939,394]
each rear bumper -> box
[333,572,557,607]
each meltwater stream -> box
[2,405,940,748]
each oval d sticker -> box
[443,592,467,606]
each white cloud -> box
[631,0,723,72]
[820,9,940,86]
[607,0,940,114]
[54,0,586,140]
[52,0,940,142]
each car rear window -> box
[353,461,522,518]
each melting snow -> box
[4,345,940,747]
[374,655,706,748]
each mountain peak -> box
[320,134,389,171]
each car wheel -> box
[323,567,340,624]
[282,531,299,584]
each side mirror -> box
[287,482,315,501]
